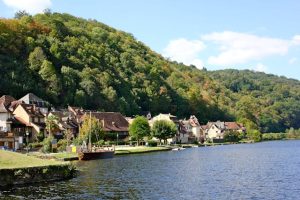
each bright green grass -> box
[0,150,66,169]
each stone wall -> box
[0,164,76,188]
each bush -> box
[95,140,105,146]
[58,139,68,152]
[37,131,45,142]
[42,136,54,153]
[262,133,286,141]
[72,137,84,146]
[224,131,241,142]
[29,142,43,149]
[247,129,262,142]
[147,140,158,147]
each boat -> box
[172,147,186,151]
[78,149,114,160]
[78,112,115,161]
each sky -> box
[1,0,300,80]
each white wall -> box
[0,112,11,132]
[207,125,222,139]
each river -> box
[1,140,300,199]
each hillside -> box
[0,12,299,132]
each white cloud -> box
[253,63,268,72]
[163,38,205,69]
[289,57,297,64]
[3,0,52,14]
[292,35,300,45]
[202,31,299,66]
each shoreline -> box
[0,150,76,189]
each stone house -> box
[48,111,79,139]
[13,104,46,142]
[205,121,245,142]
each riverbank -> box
[114,146,172,155]
[0,150,76,188]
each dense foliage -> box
[151,120,177,144]
[129,116,151,145]
[79,115,104,143]
[0,12,299,133]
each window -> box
[0,126,3,131]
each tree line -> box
[0,11,299,133]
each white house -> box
[0,95,15,132]
[19,93,49,115]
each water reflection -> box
[1,141,300,199]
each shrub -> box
[224,131,240,142]
[37,131,45,142]
[42,136,54,153]
[29,142,43,149]
[58,139,68,152]
[148,140,158,147]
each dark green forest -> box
[0,12,299,133]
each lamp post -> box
[26,131,29,154]
[117,133,119,146]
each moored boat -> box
[78,111,115,161]
[78,149,114,160]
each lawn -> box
[0,150,67,169]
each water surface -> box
[1,140,300,199]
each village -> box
[0,93,246,151]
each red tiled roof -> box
[82,112,129,132]
[225,122,241,130]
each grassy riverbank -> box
[0,150,76,188]
[0,150,67,169]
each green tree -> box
[79,115,104,143]
[28,47,46,71]
[45,115,59,137]
[151,120,177,145]
[224,130,243,142]
[129,116,150,146]
[247,129,262,142]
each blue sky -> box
[1,0,300,80]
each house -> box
[150,113,189,144]
[48,111,79,139]
[81,112,129,140]
[0,95,28,149]
[67,106,85,123]
[189,115,206,143]
[205,121,245,142]
[19,93,49,114]
[13,104,46,142]
[0,95,15,132]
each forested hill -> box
[0,12,299,133]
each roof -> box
[83,112,129,132]
[206,121,244,131]
[189,115,200,127]
[225,122,241,130]
[0,103,9,113]
[0,95,16,107]
[19,93,48,106]
[19,104,44,117]
[68,106,85,116]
